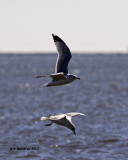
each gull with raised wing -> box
[36,34,80,87]
[41,112,85,135]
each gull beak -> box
[76,77,80,80]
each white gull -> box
[36,34,80,87]
[41,112,85,135]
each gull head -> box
[68,74,80,80]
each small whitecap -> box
[75,149,81,153]
[66,139,71,143]
[25,83,30,87]
[0,116,4,120]
[35,121,38,124]
[55,144,58,148]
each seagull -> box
[35,34,80,87]
[41,112,85,135]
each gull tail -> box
[41,116,50,121]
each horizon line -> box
[0,50,127,54]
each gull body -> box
[45,73,79,87]
[41,112,85,135]
[36,34,80,87]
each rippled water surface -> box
[0,54,128,160]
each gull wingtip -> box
[52,33,56,37]
[84,114,88,117]
[80,113,87,116]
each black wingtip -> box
[52,34,65,43]
[74,131,76,135]
[52,33,55,37]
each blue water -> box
[0,54,128,160]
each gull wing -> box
[50,114,66,120]
[66,112,85,117]
[52,34,72,75]
[66,112,85,127]
[50,73,67,81]
[50,115,75,129]
[66,116,75,127]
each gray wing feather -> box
[50,114,66,120]
[66,112,85,117]
[50,73,67,81]
[52,34,72,75]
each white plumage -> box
[41,112,85,135]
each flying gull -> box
[41,112,85,135]
[36,34,80,87]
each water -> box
[0,54,128,160]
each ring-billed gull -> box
[41,112,85,135]
[36,34,80,87]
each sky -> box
[0,0,128,53]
